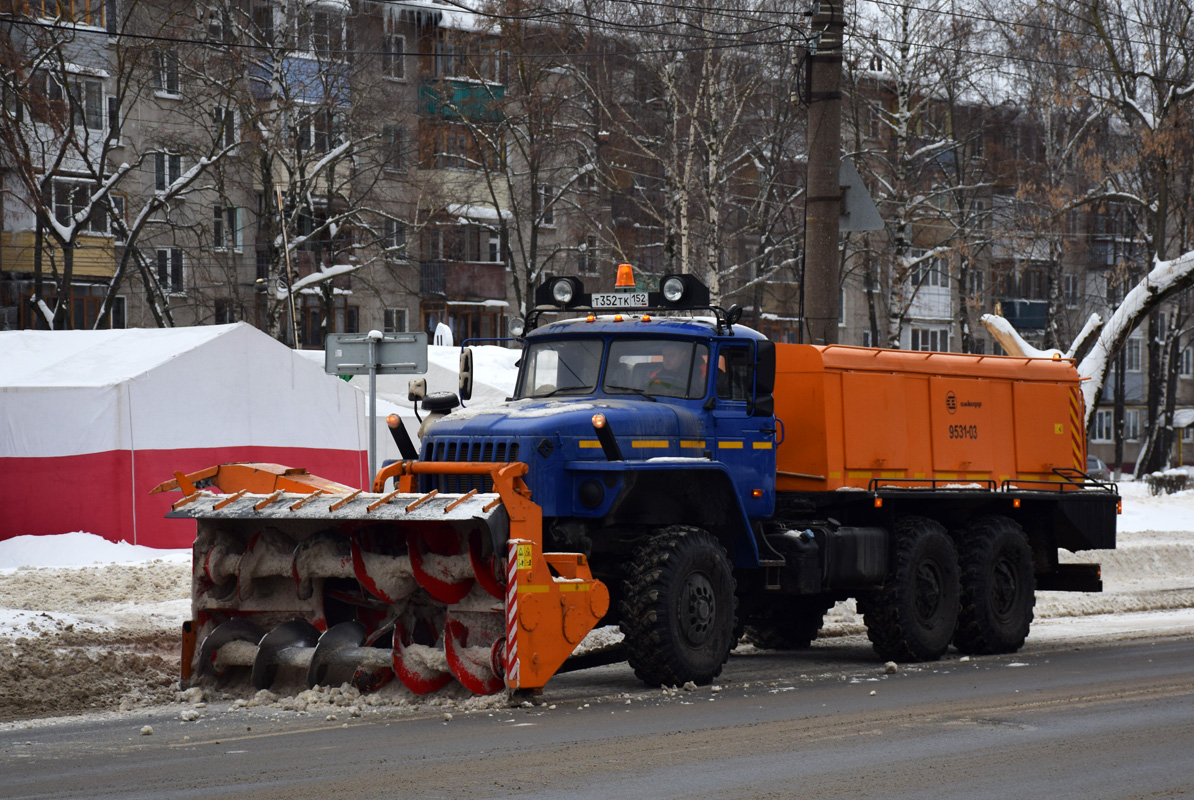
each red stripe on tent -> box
[1,446,368,549]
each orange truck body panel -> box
[774,344,1086,493]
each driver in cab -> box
[648,343,693,396]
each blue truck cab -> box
[422,313,778,572]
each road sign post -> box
[325,331,429,487]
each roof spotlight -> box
[535,276,586,309]
[661,275,686,303]
[552,278,575,305]
[658,274,710,308]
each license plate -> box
[590,292,649,309]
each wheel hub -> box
[990,557,1019,620]
[914,561,943,622]
[680,572,716,646]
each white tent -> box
[0,323,368,548]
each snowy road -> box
[1,636,1192,799]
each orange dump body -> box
[774,344,1086,493]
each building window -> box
[300,4,345,58]
[1092,408,1114,443]
[1125,408,1141,441]
[52,180,110,234]
[78,78,103,129]
[487,230,500,263]
[214,205,239,250]
[215,299,236,324]
[204,5,232,42]
[30,0,105,26]
[1063,273,1080,307]
[862,329,873,347]
[381,125,406,172]
[434,39,458,77]
[911,327,949,352]
[537,183,554,226]
[911,256,948,289]
[107,95,121,141]
[1126,337,1142,372]
[1181,347,1193,378]
[968,269,984,297]
[152,50,180,95]
[157,247,184,293]
[384,308,407,332]
[577,152,596,192]
[155,152,181,191]
[213,105,236,148]
[384,219,406,261]
[432,127,471,169]
[577,235,599,276]
[383,34,405,79]
[109,194,126,242]
[298,107,335,153]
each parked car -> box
[1087,454,1111,481]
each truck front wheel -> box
[859,517,960,662]
[620,526,738,687]
[953,516,1035,655]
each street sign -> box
[839,157,884,232]
[325,331,429,487]
[325,332,428,376]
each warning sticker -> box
[516,543,533,571]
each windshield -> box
[604,339,709,399]
[515,339,605,398]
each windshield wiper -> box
[605,385,658,402]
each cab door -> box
[710,341,776,518]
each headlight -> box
[509,317,526,337]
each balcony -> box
[998,298,1048,330]
[420,261,505,300]
[419,79,504,121]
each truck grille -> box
[422,438,522,493]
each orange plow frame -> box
[373,460,611,690]
[157,460,610,693]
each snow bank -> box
[0,532,189,571]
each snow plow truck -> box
[155,271,1118,696]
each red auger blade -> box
[444,618,505,695]
[391,621,453,695]
[468,529,505,599]
[407,528,475,604]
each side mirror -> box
[459,348,474,402]
[752,395,775,417]
[407,378,427,402]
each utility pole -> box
[803,0,845,345]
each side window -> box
[716,347,752,402]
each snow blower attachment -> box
[153,461,609,696]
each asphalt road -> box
[3,636,1193,800]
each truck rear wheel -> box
[859,517,959,662]
[953,516,1035,655]
[620,526,737,687]
[743,596,835,650]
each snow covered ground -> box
[1,481,1191,724]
